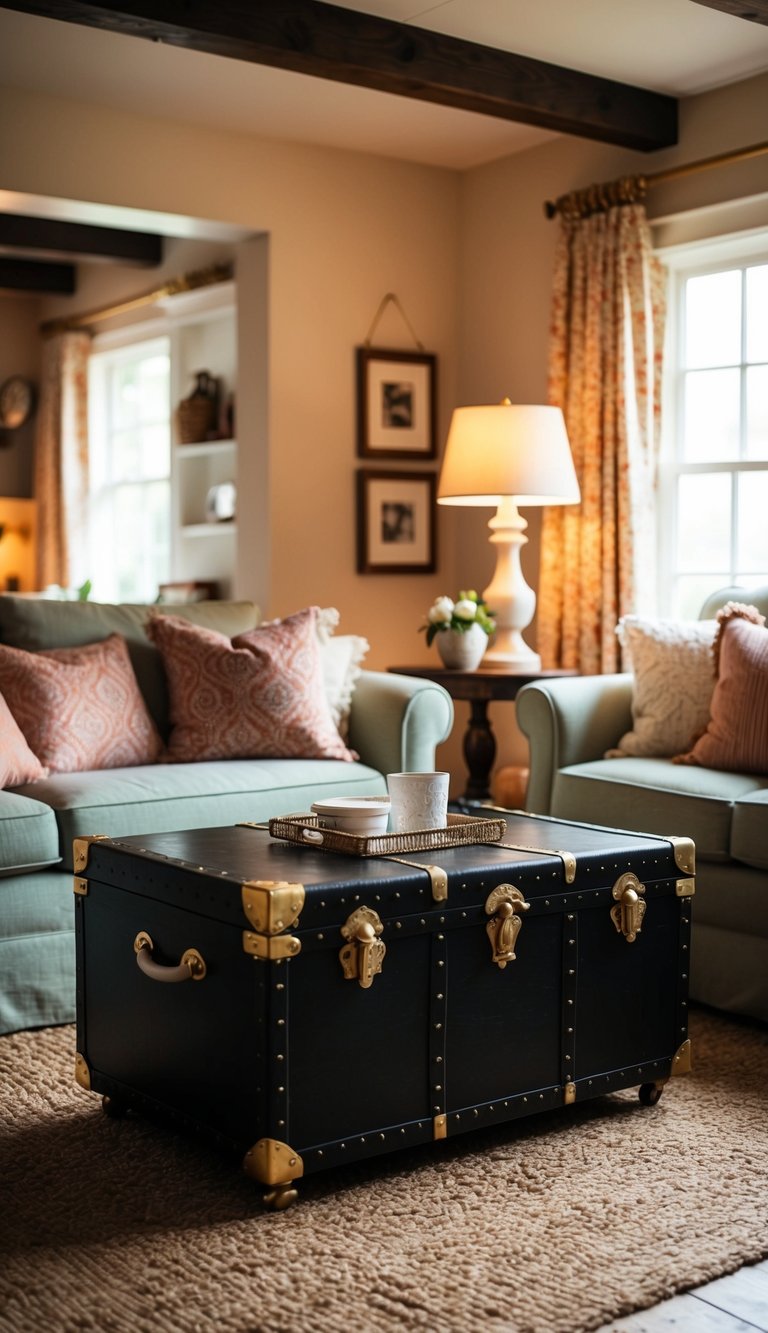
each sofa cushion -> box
[0,790,61,874]
[0,595,260,735]
[611,615,716,758]
[0,634,163,773]
[16,759,386,871]
[0,692,48,788]
[147,608,356,763]
[552,757,768,862]
[677,605,768,775]
[731,791,768,871]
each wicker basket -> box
[261,811,506,857]
[177,395,217,445]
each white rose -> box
[453,598,478,621]
[428,595,454,625]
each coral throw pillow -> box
[0,634,163,774]
[675,603,768,774]
[0,692,48,787]
[147,607,356,763]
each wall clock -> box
[0,377,36,431]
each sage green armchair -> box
[516,586,768,1023]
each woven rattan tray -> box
[267,811,506,857]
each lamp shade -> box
[437,402,580,507]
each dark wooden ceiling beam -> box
[690,0,768,24]
[0,0,678,152]
[0,214,163,265]
[0,257,76,295]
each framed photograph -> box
[356,347,437,459]
[357,469,437,574]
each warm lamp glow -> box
[0,498,36,593]
[437,401,580,667]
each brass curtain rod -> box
[544,139,768,220]
[40,262,234,337]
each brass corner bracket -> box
[433,1114,447,1140]
[243,1138,304,1187]
[241,880,305,935]
[72,834,109,875]
[667,836,696,877]
[75,1052,91,1091]
[671,1038,692,1076]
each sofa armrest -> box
[348,671,454,777]
[516,674,634,815]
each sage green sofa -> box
[516,586,768,1024]
[0,595,453,1036]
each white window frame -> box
[85,327,172,603]
[657,230,768,618]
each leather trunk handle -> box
[133,932,207,982]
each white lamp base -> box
[482,497,541,670]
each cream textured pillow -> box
[675,603,768,774]
[147,607,356,763]
[608,615,717,758]
[0,692,48,787]
[0,635,163,774]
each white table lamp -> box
[437,400,580,668]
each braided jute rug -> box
[1,1007,766,1333]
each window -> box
[86,337,171,602]
[659,240,768,618]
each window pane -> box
[111,362,140,431]
[746,264,768,363]
[674,574,727,620]
[683,368,740,462]
[677,473,730,572]
[684,270,741,369]
[136,354,170,423]
[746,365,768,460]
[737,472,768,572]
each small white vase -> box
[436,624,488,670]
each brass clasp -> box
[610,872,646,942]
[339,906,386,989]
[485,884,530,968]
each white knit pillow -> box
[607,616,717,758]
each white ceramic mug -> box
[386,772,449,833]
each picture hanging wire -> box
[363,292,425,351]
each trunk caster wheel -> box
[639,1081,665,1106]
[101,1094,127,1118]
[263,1185,298,1211]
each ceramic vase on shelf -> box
[436,623,488,670]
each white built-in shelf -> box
[167,282,238,597]
[180,523,238,538]
[175,438,236,459]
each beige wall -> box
[0,85,460,681]
[1,71,766,793]
[450,69,768,780]
[0,294,40,498]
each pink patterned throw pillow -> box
[147,607,356,763]
[0,634,163,774]
[0,692,48,787]
[675,603,768,774]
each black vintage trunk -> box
[74,812,693,1205]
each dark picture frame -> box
[356,469,437,574]
[356,347,437,459]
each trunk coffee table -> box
[73,810,694,1209]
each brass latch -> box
[339,906,386,989]
[610,872,646,942]
[485,884,530,968]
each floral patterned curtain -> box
[33,331,91,591]
[537,202,666,674]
